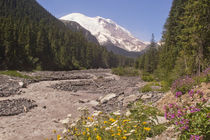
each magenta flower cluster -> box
[190,135,202,140]
[188,90,206,102]
[164,89,208,139]
[175,91,182,98]
[171,76,195,95]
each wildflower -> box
[202,98,207,103]
[87,117,93,121]
[104,121,108,124]
[57,134,61,140]
[117,132,121,136]
[175,91,182,98]
[112,134,115,136]
[88,137,91,140]
[96,135,102,140]
[86,128,89,132]
[142,122,147,125]
[169,103,174,108]
[144,127,151,131]
[109,118,116,123]
[189,90,194,97]
[122,136,127,139]
[94,128,97,131]
[82,131,86,135]
[123,120,130,123]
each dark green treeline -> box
[0,0,134,70]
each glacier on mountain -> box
[60,13,147,52]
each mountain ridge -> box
[60,13,147,52]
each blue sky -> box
[36,0,172,42]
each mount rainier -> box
[60,13,147,52]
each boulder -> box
[141,94,152,100]
[88,100,99,106]
[100,93,116,104]
[123,94,138,107]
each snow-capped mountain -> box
[60,13,147,52]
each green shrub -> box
[0,70,32,79]
[139,81,170,93]
[140,84,152,93]
[159,81,170,92]
[193,75,210,85]
[112,67,139,76]
[141,72,154,82]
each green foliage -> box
[159,81,170,92]
[140,81,170,93]
[59,101,166,140]
[141,75,154,82]
[129,101,166,137]
[140,85,153,93]
[0,70,32,79]
[112,67,139,76]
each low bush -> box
[112,67,139,76]
[139,81,170,93]
[140,84,152,93]
[141,72,154,82]
[193,67,210,85]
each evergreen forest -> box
[0,0,134,71]
[136,0,210,82]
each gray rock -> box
[0,98,37,116]
[100,93,116,103]
[141,94,152,100]
[123,94,138,107]
[88,100,99,106]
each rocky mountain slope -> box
[61,20,99,44]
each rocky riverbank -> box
[0,69,165,140]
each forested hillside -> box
[136,0,210,82]
[0,0,133,70]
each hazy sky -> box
[36,0,173,42]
